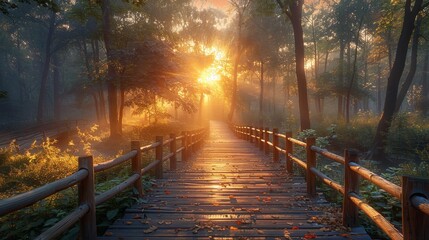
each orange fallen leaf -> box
[229,195,235,199]
[230,226,238,231]
[304,232,316,239]
[292,226,299,230]
[212,202,220,206]
[257,229,264,234]
[164,190,171,195]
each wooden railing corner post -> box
[249,126,254,143]
[285,131,293,173]
[78,156,96,240]
[402,176,429,240]
[131,141,143,197]
[264,127,270,154]
[182,131,188,161]
[273,128,279,162]
[259,127,264,151]
[155,136,164,179]
[306,137,316,198]
[342,149,360,227]
[170,133,177,170]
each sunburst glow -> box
[197,47,226,86]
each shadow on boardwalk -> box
[100,121,370,239]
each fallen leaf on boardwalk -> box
[158,220,165,224]
[291,226,299,230]
[256,229,264,234]
[143,225,158,234]
[229,195,235,199]
[164,190,171,195]
[341,233,349,237]
[230,226,238,231]
[271,215,279,219]
[132,214,142,219]
[283,230,292,240]
[125,221,133,225]
[104,232,113,236]
[304,232,317,239]
[165,221,172,225]
[212,202,220,206]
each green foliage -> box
[386,113,429,162]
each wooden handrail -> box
[0,127,208,239]
[232,124,429,240]
[0,169,88,216]
[94,150,138,172]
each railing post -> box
[273,128,279,162]
[285,132,293,173]
[306,137,316,198]
[170,133,177,170]
[343,149,359,227]
[259,127,264,151]
[402,176,429,240]
[255,128,260,148]
[249,126,254,143]
[131,141,143,197]
[155,136,163,179]
[264,127,270,154]
[183,131,188,161]
[78,156,96,240]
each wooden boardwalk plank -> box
[100,121,370,239]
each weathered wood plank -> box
[99,121,370,240]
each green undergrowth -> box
[287,114,429,239]
[0,121,197,239]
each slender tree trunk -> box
[259,61,264,127]
[421,50,429,115]
[53,54,61,121]
[372,0,423,160]
[286,0,311,130]
[92,40,107,125]
[338,41,345,120]
[395,16,421,113]
[37,11,56,123]
[119,86,125,134]
[377,63,382,114]
[198,92,204,123]
[101,0,120,138]
[228,13,243,122]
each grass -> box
[0,119,201,239]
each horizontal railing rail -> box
[0,127,208,239]
[232,124,429,240]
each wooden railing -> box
[233,125,429,240]
[0,128,207,239]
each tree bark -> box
[278,0,310,130]
[421,50,429,115]
[337,41,345,120]
[37,11,56,123]
[372,0,424,160]
[259,60,264,126]
[53,54,61,121]
[394,16,421,113]
[228,11,243,122]
[101,0,120,138]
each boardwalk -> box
[100,121,370,239]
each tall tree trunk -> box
[228,12,243,122]
[53,54,61,121]
[119,85,125,134]
[37,11,56,123]
[421,50,429,115]
[279,0,310,130]
[372,0,424,160]
[101,0,120,138]
[377,63,382,114]
[394,16,421,113]
[198,92,204,123]
[93,41,108,125]
[337,41,345,120]
[346,15,364,124]
[259,61,264,127]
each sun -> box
[198,67,221,85]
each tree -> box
[372,0,428,160]
[275,0,310,130]
[228,0,250,122]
